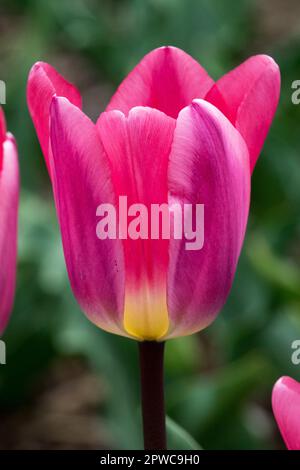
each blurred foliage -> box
[0,0,300,450]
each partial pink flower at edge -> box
[0,108,19,334]
[272,376,300,450]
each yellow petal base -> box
[123,287,169,341]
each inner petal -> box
[97,107,175,340]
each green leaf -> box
[166,417,202,450]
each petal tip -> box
[50,95,71,119]
[28,60,46,74]
[254,53,280,69]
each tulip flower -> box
[272,376,300,450]
[0,108,19,334]
[27,46,280,449]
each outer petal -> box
[166,99,250,339]
[27,62,82,176]
[106,46,214,119]
[50,97,125,337]
[97,107,175,340]
[272,376,300,450]
[0,134,19,334]
[206,55,280,172]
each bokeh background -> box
[0,0,300,450]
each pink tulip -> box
[272,376,300,450]
[0,108,19,334]
[27,46,280,341]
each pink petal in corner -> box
[272,376,300,450]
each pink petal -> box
[50,97,125,337]
[97,107,175,340]
[166,99,250,339]
[206,55,280,172]
[0,134,19,334]
[272,376,300,450]
[27,62,82,176]
[106,46,214,118]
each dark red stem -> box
[138,341,167,450]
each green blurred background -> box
[0,0,300,450]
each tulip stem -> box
[138,341,167,450]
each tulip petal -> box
[106,46,214,119]
[272,376,300,450]
[0,134,19,334]
[27,62,82,176]
[166,99,250,339]
[206,55,280,172]
[50,97,125,337]
[97,107,175,340]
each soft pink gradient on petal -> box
[106,46,214,119]
[166,99,250,339]
[97,107,175,339]
[272,376,300,450]
[0,134,19,334]
[206,55,280,172]
[50,97,125,337]
[27,62,82,176]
